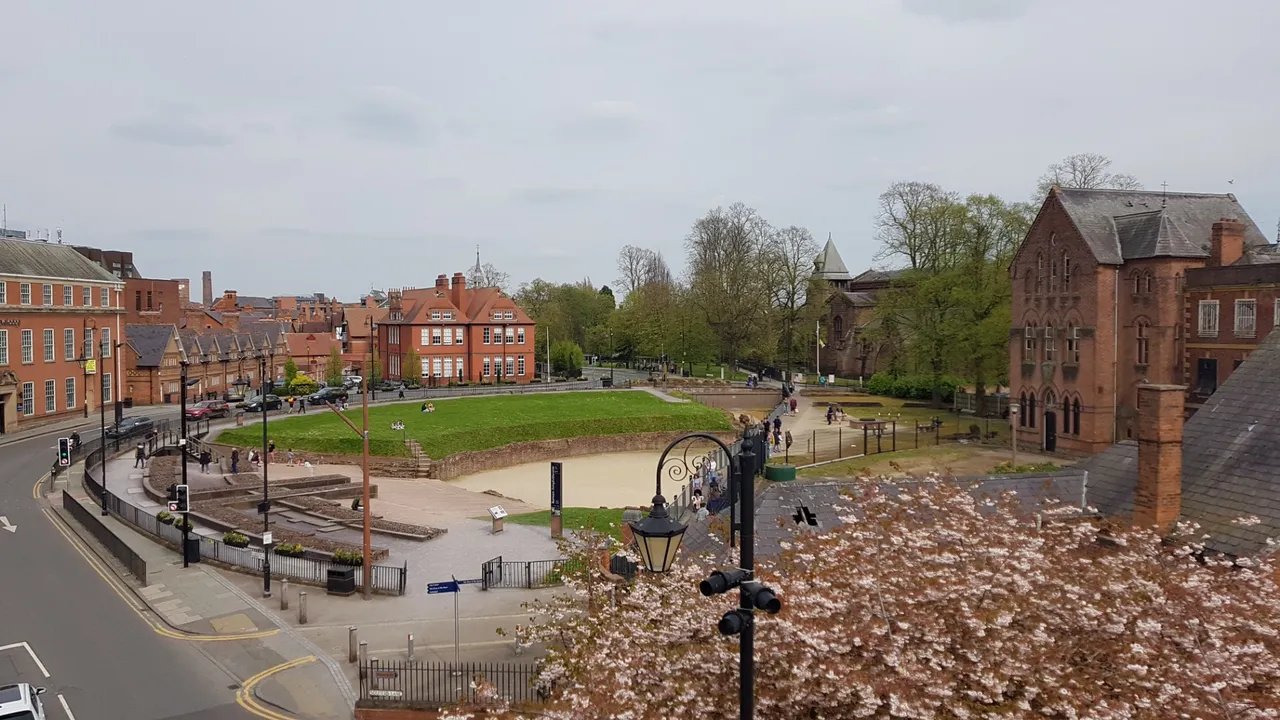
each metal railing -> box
[359,660,547,707]
[82,440,408,595]
[481,556,584,590]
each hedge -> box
[866,372,966,403]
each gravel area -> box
[283,496,445,540]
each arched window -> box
[1043,389,1056,413]
[1062,253,1072,292]
[1028,394,1037,428]
[1023,321,1038,362]
[1072,397,1082,436]
[1019,392,1027,427]
[1144,271,1154,294]
[1036,254,1044,295]
[833,315,843,339]
[1023,267,1033,295]
[1136,320,1150,365]
[1132,271,1141,295]
[1050,259,1058,293]
[1044,324,1056,361]
[1066,323,1079,363]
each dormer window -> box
[431,311,441,320]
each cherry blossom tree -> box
[463,479,1280,719]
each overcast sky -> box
[2,0,1276,301]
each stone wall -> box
[207,443,419,477]
[681,387,782,410]
[432,430,741,480]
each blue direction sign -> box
[427,581,460,595]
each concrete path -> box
[639,386,689,403]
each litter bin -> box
[601,377,613,388]
[327,566,357,596]
[184,537,202,563]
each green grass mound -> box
[218,390,731,459]
[505,508,627,541]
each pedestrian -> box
[268,440,276,464]
[299,397,306,414]
[692,471,704,498]
[826,404,834,425]
[773,415,782,434]
[286,449,295,466]
[773,428,782,451]
[134,443,146,468]
[789,396,798,415]
[199,449,212,473]
[398,386,405,399]
[248,448,258,467]
[230,448,240,474]
[288,396,296,413]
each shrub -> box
[274,542,305,557]
[223,531,249,547]
[866,371,965,403]
[173,517,193,532]
[157,511,174,525]
[331,549,363,566]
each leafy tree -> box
[367,344,382,385]
[511,478,1280,719]
[550,339,584,378]
[685,203,775,368]
[324,347,344,388]
[1035,151,1142,198]
[403,347,422,382]
[283,357,298,384]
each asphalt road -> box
[0,427,250,718]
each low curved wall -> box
[432,430,741,481]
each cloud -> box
[108,117,233,148]
[900,0,1039,22]
[587,100,638,120]
[509,187,602,205]
[343,85,434,146]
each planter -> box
[764,464,797,482]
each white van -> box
[0,683,47,719]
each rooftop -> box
[0,237,122,284]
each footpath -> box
[46,460,357,718]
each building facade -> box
[813,239,901,379]
[0,237,126,434]
[124,277,186,327]
[1010,188,1271,454]
[72,245,141,279]
[376,273,536,384]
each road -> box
[0,426,250,718]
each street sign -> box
[262,532,273,545]
[427,581,460,595]
[550,461,563,516]
[455,578,483,585]
[488,506,507,520]
[167,502,179,512]
[84,359,96,375]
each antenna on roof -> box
[1161,181,1168,209]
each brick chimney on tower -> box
[450,272,467,310]
[1132,383,1186,530]
[202,271,213,308]
[1210,218,1245,267]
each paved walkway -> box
[639,386,689,403]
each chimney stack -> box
[1210,218,1245,267]
[435,274,448,293]
[202,271,213,308]
[1132,383,1186,530]
[450,272,467,311]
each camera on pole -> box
[700,569,782,637]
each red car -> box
[185,400,231,420]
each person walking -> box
[286,449,295,466]
[268,440,276,464]
[299,396,307,414]
[230,448,240,473]
[199,449,212,474]
[789,396,798,416]
[773,415,782,434]
[134,443,146,468]
[288,396,296,413]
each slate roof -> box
[842,291,877,308]
[126,325,176,368]
[1053,187,1269,264]
[813,239,852,281]
[849,268,905,285]
[682,471,1089,559]
[238,295,275,310]
[1074,441,1138,518]
[0,237,122,283]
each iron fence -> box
[82,441,408,595]
[789,412,1006,466]
[481,556,584,590]
[359,660,547,707]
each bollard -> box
[280,580,289,610]
[299,591,308,625]
[349,627,358,664]
[407,633,414,661]
[359,641,368,668]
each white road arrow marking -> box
[0,516,15,533]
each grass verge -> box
[505,508,627,541]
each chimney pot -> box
[1133,384,1186,530]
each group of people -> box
[286,396,308,413]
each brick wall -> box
[1182,269,1280,407]
[432,430,741,480]
[681,387,782,410]
[1133,383,1184,528]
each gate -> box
[482,555,503,590]
[482,557,580,590]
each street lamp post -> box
[260,347,274,597]
[607,329,615,386]
[1010,402,1019,470]
[178,361,201,567]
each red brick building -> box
[375,273,536,384]
[1010,188,1270,454]
[813,238,903,380]
[0,235,126,434]
[124,277,187,327]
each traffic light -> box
[174,484,190,513]
[57,438,71,467]
[700,569,782,637]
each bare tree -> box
[685,203,774,367]
[766,225,820,372]
[874,181,965,272]
[616,245,674,296]
[1036,152,1143,198]
[467,262,510,292]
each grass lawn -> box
[505,507,627,541]
[688,363,750,381]
[217,390,732,459]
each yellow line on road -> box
[235,656,317,720]
[32,472,50,499]
[41,508,279,642]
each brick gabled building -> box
[1010,187,1270,454]
[375,273,536,384]
[813,238,902,380]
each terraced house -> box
[0,231,125,434]
[124,325,288,406]
[1010,187,1272,455]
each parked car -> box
[106,415,154,439]
[375,380,398,392]
[244,394,282,412]
[185,400,230,420]
[342,375,363,389]
[0,682,48,719]
[309,386,349,405]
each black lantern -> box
[629,494,687,573]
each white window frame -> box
[102,372,112,403]
[456,357,464,380]
[517,355,526,376]
[20,329,33,364]
[65,377,75,410]
[63,285,72,306]
[483,328,491,344]
[431,357,443,377]
[493,327,504,345]
[443,327,453,345]
[100,287,109,307]
[420,328,430,346]
[82,286,90,306]
[1198,300,1220,338]
[1043,325,1055,362]
[443,357,453,378]
[0,282,6,304]
[64,329,74,361]
[1235,299,1257,338]
[20,282,31,305]
[43,328,54,362]
[504,312,513,321]
[431,328,442,345]
[84,328,94,360]
[42,284,52,306]
[442,312,453,320]
[517,328,525,345]
[44,379,56,413]
[506,356,515,377]
[431,311,441,320]
[0,330,7,364]
[483,357,491,377]
[101,327,112,357]
[455,328,463,345]
[21,381,34,416]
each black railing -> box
[481,556,583,590]
[359,660,547,707]
[82,438,408,595]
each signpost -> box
[427,577,463,667]
[550,461,563,538]
[488,505,507,534]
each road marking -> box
[235,656,316,720]
[57,694,76,720]
[0,642,50,678]
[41,508,279,642]
[0,516,15,533]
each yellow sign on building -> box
[84,359,96,374]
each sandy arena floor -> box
[450,451,669,509]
